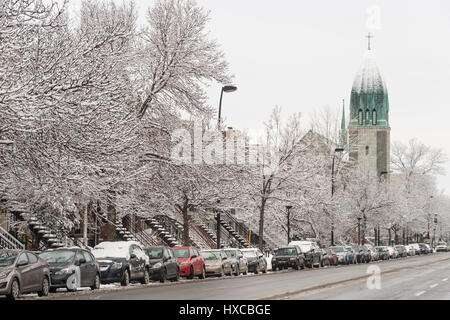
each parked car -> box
[405,245,416,256]
[271,246,305,271]
[424,244,433,254]
[92,241,149,286]
[394,245,408,258]
[351,245,364,263]
[322,248,337,266]
[289,241,321,268]
[144,246,179,282]
[39,248,100,292]
[320,249,330,267]
[375,246,390,260]
[386,246,398,259]
[200,249,233,277]
[418,243,428,255]
[436,242,449,252]
[359,246,372,263]
[240,248,267,274]
[368,247,379,261]
[223,248,248,276]
[172,246,206,279]
[409,243,421,255]
[330,246,349,265]
[0,249,51,300]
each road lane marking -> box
[443,278,448,282]
[254,256,450,300]
[415,291,426,297]
[430,284,438,288]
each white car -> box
[386,246,398,259]
[409,243,421,255]
[435,242,449,252]
[405,245,416,256]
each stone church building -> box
[343,40,391,178]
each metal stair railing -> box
[219,213,249,248]
[121,214,160,247]
[0,225,24,249]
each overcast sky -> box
[92,0,450,193]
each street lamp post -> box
[286,205,292,245]
[331,148,344,246]
[215,86,236,248]
[218,85,237,128]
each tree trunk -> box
[258,197,266,251]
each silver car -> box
[330,246,349,265]
[223,248,248,276]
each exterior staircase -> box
[94,211,162,248]
[7,201,86,250]
[0,225,24,249]
[219,213,249,248]
[145,217,180,247]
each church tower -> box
[347,34,390,177]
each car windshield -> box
[331,247,344,253]
[242,250,257,258]
[39,250,75,263]
[173,248,190,258]
[375,247,383,252]
[201,251,220,261]
[437,242,446,246]
[224,250,237,258]
[144,248,163,259]
[0,252,17,267]
[275,248,297,256]
[92,244,130,259]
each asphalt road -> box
[35,252,450,300]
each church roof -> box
[351,51,387,96]
[349,50,390,127]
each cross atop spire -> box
[366,32,374,50]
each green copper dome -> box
[349,51,389,127]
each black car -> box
[358,246,372,263]
[144,246,179,282]
[240,248,267,274]
[92,241,150,286]
[271,246,305,271]
[351,245,364,263]
[418,243,428,255]
[39,248,100,292]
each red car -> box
[325,248,338,266]
[172,246,206,279]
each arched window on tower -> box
[365,109,370,124]
[372,109,377,125]
[358,110,363,125]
